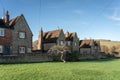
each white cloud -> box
[109,8,120,21]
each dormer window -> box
[19,32,25,39]
[0,29,4,37]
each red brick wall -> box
[0,29,12,46]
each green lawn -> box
[0,59,120,80]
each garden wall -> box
[0,53,53,63]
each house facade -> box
[38,28,65,51]
[0,11,33,55]
[79,39,101,59]
[0,11,12,55]
[65,31,79,52]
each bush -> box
[47,45,71,62]
[66,51,79,61]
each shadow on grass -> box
[0,58,119,65]
[79,57,119,63]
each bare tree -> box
[47,44,71,63]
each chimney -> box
[38,27,44,51]
[4,10,10,25]
[65,31,69,38]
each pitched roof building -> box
[38,28,65,51]
[65,31,79,52]
[79,39,101,59]
[0,11,33,55]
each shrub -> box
[66,51,79,61]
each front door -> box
[4,46,10,55]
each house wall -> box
[72,36,79,52]
[0,28,12,55]
[0,29,12,45]
[44,43,56,51]
[80,48,91,55]
[11,16,32,54]
[57,29,65,45]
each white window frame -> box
[19,32,25,39]
[19,47,25,54]
[68,41,71,46]
[0,45,3,53]
[60,41,64,45]
[0,29,4,37]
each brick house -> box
[0,11,33,55]
[79,39,101,59]
[0,11,12,55]
[65,31,79,52]
[38,28,65,51]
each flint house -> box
[79,39,101,55]
[0,11,33,55]
[65,31,79,52]
[38,28,65,51]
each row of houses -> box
[36,28,101,55]
[0,10,101,56]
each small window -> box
[0,45,3,53]
[60,41,64,45]
[19,32,25,38]
[19,47,25,53]
[0,29,4,37]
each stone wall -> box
[0,53,52,63]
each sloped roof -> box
[9,15,21,27]
[65,32,76,41]
[43,29,62,43]
[94,40,100,46]
[0,15,21,29]
[79,39,100,48]
[80,39,94,48]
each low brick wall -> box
[0,53,53,63]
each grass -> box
[0,59,120,80]
[100,41,120,47]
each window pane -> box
[0,45,3,53]
[0,29,4,36]
[19,47,25,53]
[19,32,25,38]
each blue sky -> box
[0,0,120,41]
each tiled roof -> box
[79,39,94,48]
[65,32,76,41]
[43,29,62,43]
[79,39,100,48]
[9,15,21,27]
[0,15,21,29]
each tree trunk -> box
[61,53,66,63]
